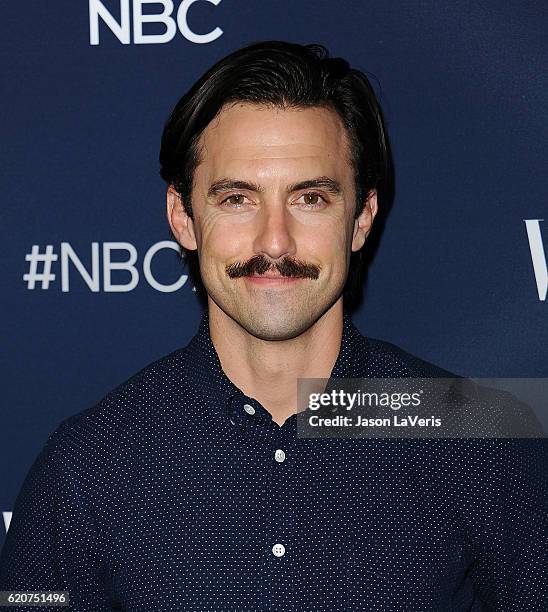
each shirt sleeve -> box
[465,437,548,611]
[0,418,114,611]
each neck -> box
[208,299,344,426]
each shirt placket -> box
[229,395,299,612]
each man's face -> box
[167,102,377,340]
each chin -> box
[209,284,341,339]
[235,308,322,341]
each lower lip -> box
[244,276,302,285]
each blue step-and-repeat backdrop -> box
[1,1,546,547]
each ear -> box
[166,185,198,251]
[351,189,378,252]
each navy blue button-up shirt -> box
[1,309,547,611]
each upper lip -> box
[248,273,288,278]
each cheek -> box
[309,225,349,265]
[200,218,250,265]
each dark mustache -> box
[226,254,321,279]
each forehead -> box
[194,102,353,183]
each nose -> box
[252,201,297,261]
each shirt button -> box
[272,543,286,557]
[274,449,286,463]
[243,403,256,415]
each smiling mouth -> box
[244,274,303,283]
[249,273,291,278]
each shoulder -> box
[44,345,192,462]
[361,334,460,378]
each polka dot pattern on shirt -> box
[0,308,547,611]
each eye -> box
[295,192,327,209]
[219,193,251,208]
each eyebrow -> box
[206,176,343,198]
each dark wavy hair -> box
[159,40,393,310]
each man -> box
[1,40,547,611]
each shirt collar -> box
[181,307,369,429]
